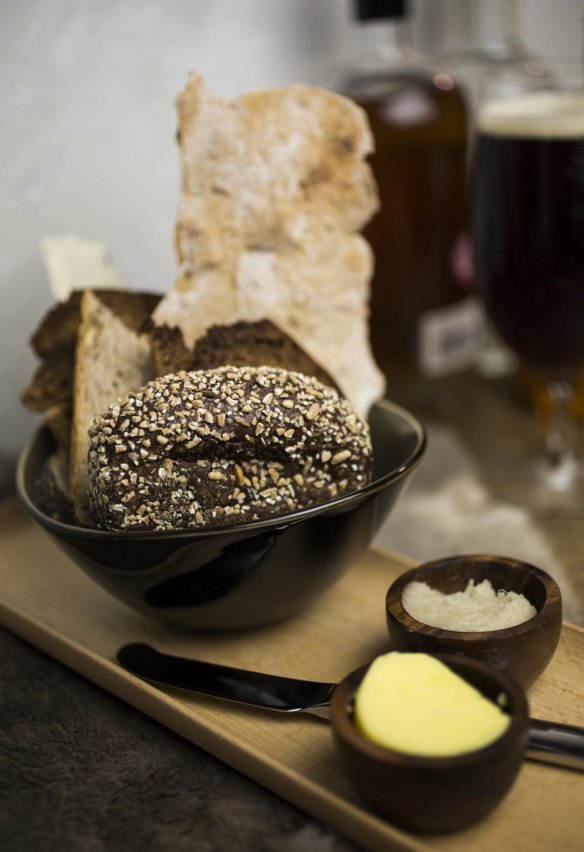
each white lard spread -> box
[402,579,537,632]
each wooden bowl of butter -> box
[385,555,563,689]
[330,652,528,833]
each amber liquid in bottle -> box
[346,71,475,385]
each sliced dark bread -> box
[70,291,154,525]
[191,319,339,391]
[22,289,161,507]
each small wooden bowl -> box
[330,654,529,834]
[386,555,562,689]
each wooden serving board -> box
[1,497,583,852]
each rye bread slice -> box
[141,319,194,378]
[144,317,339,392]
[70,291,154,525]
[191,319,338,390]
[23,290,161,421]
[30,290,160,358]
[21,354,74,413]
[23,289,161,503]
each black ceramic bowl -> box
[386,555,563,689]
[17,398,425,630]
[331,653,529,834]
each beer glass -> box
[472,67,584,513]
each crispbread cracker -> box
[153,74,384,415]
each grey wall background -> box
[2,0,583,496]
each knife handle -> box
[527,718,584,771]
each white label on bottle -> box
[418,296,482,378]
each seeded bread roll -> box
[88,366,373,532]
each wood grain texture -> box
[1,497,583,852]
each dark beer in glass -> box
[473,93,584,376]
[472,90,584,512]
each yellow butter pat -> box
[354,652,510,757]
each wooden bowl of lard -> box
[385,555,563,689]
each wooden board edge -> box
[0,597,428,852]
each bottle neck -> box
[349,16,418,73]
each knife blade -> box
[117,642,336,717]
[117,642,584,770]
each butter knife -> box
[117,642,584,771]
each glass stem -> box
[543,379,579,490]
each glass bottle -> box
[341,0,480,413]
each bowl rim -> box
[17,397,427,540]
[331,653,529,769]
[385,555,562,640]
